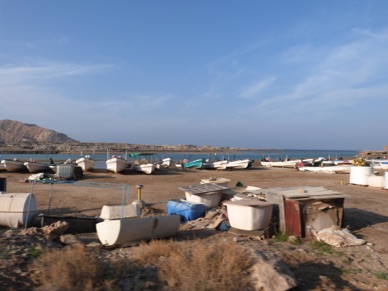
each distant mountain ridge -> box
[0,120,78,143]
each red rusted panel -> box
[284,197,345,238]
[284,199,304,237]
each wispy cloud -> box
[238,77,277,99]
[0,61,178,141]
[0,62,113,83]
[253,28,388,117]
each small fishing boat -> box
[226,159,250,169]
[298,164,353,174]
[76,155,95,171]
[128,153,157,174]
[106,156,130,173]
[202,160,228,170]
[1,159,27,172]
[155,157,172,169]
[260,159,301,168]
[24,159,51,173]
[180,158,204,169]
[131,163,156,174]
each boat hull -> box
[261,160,300,168]
[96,215,180,246]
[298,165,353,174]
[106,158,129,173]
[24,162,51,173]
[226,159,250,169]
[76,157,95,171]
[202,160,228,170]
[1,160,27,172]
[182,159,204,169]
[131,163,156,174]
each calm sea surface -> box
[0,149,359,169]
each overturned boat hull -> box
[96,215,180,246]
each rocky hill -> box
[0,119,78,144]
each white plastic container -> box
[96,215,180,246]
[385,172,388,190]
[0,193,38,228]
[100,204,140,220]
[349,167,372,186]
[185,191,222,208]
[367,175,385,188]
[223,200,273,231]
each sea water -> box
[0,149,359,170]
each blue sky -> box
[1,1,387,150]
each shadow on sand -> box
[344,207,388,231]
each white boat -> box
[1,159,27,172]
[106,156,130,173]
[321,160,335,166]
[24,160,51,173]
[226,159,250,169]
[162,157,172,167]
[131,163,156,174]
[260,159,301,168]
[202,160,228,170]
[75,155,95,172]
[298,164,353,174]
[155,157,172,169]
[367,159,388,170]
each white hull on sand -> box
[76,157,95,172]
[367,159,388,170]
[1,159,27,172]
[106,157,129,173]
[298,165,353,174]
[160,158,172,167]
[261,160,300,168]
[155,157,172,169]
[226,159,250,169]
[24,161,51,173]
[131,163,156,174]
[202,160,228,170]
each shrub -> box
[29,245,111,290]
[134,239,256,291]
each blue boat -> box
[182,158,204,169]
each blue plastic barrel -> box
[167,199,206,222]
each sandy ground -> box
[1,163,388,290]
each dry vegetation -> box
[2,164,388,290]
[27,239,256,291]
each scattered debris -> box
[313,226,366,247]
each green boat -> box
[182,158,204,169]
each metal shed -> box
[263,186,345,238]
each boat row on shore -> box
[175,158,252,170]
[0,155,253,175]
[5,153,383,176]
[106,157,253,173]
[260,156,388,174]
